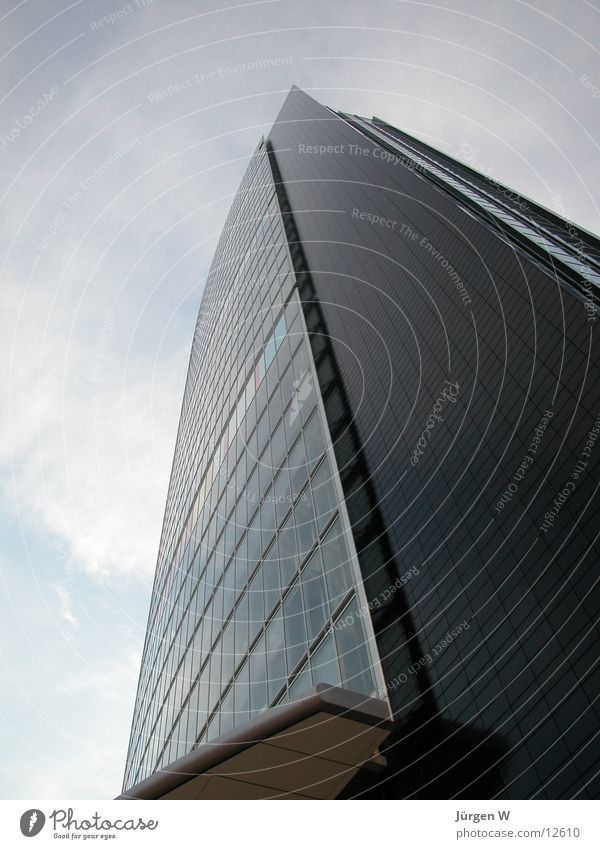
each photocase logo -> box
[19,809,46,837]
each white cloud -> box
[54,582,79,628]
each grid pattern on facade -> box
[123,142,383,790]
[267,88,600,799]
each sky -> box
[1,0,599,800]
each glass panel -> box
[292,339,310,382]
[206,711,220,742]
[247,568,265,645]
[288,434,309,502]
[265,612,287,702]
[246,511,263,567]
[212,580,225,633]
[288,662,312,702]
[259,487,277,538]
[257,437,274,489]
[279,361,296,411]
[227,414,237,446]
[180,639,196,694]
[269,384,283,430]
[220,686,234,735]
[204,553,216,595]
[195,663,210,738]
[234,536,249,593]
[208,641,221,712]
[311,630,341,688]
[293,486,317,563]
[200,602,215,659]
[245,423,258,462]
[170,710,189,760]
[277,512,298,588]
[270,418,286,471]
[283,583,308,672]
[244,373,254,411]
[233,659,250,727]
[257,354,266,384]
[298,372,315,427]
[234,495,247,546]
[262,539,280,615]
[245,462,259,510]
[334,599,376,696]
[301,550,329,642]
[256,410,270,458]
[221,618,235,687]
[234,593,249,662]
[303,410,326,468]
[311,458,337,531]
[273,463,294,525]
[222,563,236,620]
[264,335,277,370]
[274,314,286,347]
[321,518,354,610]
[249,636,268,716]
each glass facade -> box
[123,139,385,791]
[267,88,600,799]
[124,86,600,799]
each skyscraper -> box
[121,87,600,800]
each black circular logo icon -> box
[19,810,45,837]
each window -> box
[273,314,286,348]
[279,361,296,411]
[233,660,250,727]
[262,540,281,615]
[234,593,249,661]
[223,563,236,621]
[265,613,287,702]
[277,512,298,588]
[170,709,190,761]
[293,486,317,563]
[269,383,283,429]
[247,569,264,645]
[205,711,220,742]
[259,450,278,510]
[195,662,210,728]
[288,662,312,702]
[259,487,277,538]
[334,599,376,696]
[283,583,308,672]
[264,335,277,371]
[220,686,235,735]
[249,637,268,716]
[301,551,329,642]
[234,537,249,593]
[272,464,293,524]
[288,434,309,497]
[208,643,221,712]
[311,458,337,531]
[221,619,235,686]
[246,511,263,566]
[200,601,215,658]
[311,631,341,688]
[256,409,270,458]
[292,340,310,383]
[321,518,354,610]
[246,463,259,509]
[303,410,326,469]
[270,418,286,472]
[212,581,225,633]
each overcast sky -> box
[1,0,599,800]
